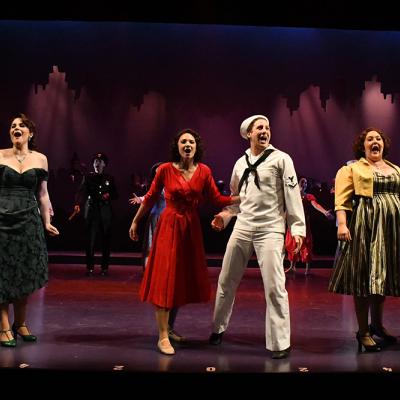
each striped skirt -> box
[329,172,400,297]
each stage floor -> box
[1,263,400,386]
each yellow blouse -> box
[335,157,400,211]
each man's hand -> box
[292,235,304,254]
[68,205,80,221]
[211,214,225,232]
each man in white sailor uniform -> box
[209,115,305,359]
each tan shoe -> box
[157,338,175,355]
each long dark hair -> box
[170,128,204,162]
[352,127,390,159]
[11,112,38,150]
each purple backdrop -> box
[1,21,400,253]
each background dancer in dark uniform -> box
[74,153,117,276]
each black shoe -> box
[209,332,224,345]
[369,324,397,344]
[100,269,108,276]
[86,269,94,276]
[12,324,37,342]
[168,328,186,343]
[0,329,16,347]
[272,347,291,359]
[356,332,381,352]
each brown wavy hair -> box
[11,112,38,150]
[352,127,390,159]
[170,128,204,162]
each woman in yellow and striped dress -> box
[329,127,400,352]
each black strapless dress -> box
[0,165,48,303]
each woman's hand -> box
[337,224,351,242]
[45,223,59,236]
[129,221,139,241]
[231,195,240,205]
[129,193,143,205]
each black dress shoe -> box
[168,328,186,342]
[86,269,94,277]
[100,269,108,276]
[271,347,291,359]
[209,332,224,345]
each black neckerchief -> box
[238,149,275,194]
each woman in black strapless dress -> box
[0,113,59,347]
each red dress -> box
[139,162,232,308]
[285,193,315,263]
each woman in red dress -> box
[129,129,238,355]
[285,177,334,275]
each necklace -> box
[368,160,393,176]
[372,162,385,170]
[14,152,29,164]
[367,159,384,169]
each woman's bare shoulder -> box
[0,148,12,160]
[31,151,48,170]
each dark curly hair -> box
[170,128,204,162]
[11,112,38,150]
[352,127,390,159]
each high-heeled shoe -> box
[369,324,397,344]
[12,324,37,342]
[356,332,381,352]
[0,329,16,347]
[157,338,175,355]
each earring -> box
[29,136,33,141]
